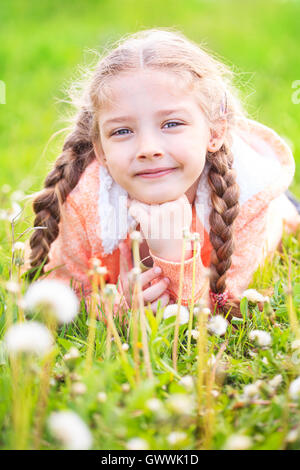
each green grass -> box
[1,0,300,450]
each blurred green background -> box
[0,0,300,198]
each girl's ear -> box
[93,140,107,166]
[207,119,227,152]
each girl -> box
[28,29,300,317]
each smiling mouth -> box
[135,168,177,178]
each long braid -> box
[206,143,241,317]
[29,112,95,279]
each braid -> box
[206,143,241,317]
[29,113,95,279]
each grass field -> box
[1,0,300,450]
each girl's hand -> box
[120,265,170,313]
[128,195,193,261]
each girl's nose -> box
[136,134,164,160]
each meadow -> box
[1,0,300,450]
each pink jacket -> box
[45,117,300,312]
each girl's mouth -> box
[136,168,177,179]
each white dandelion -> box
[97,392,107,403]
[249,330,272,347]
[179,375,194,390]
[167,431,187,446]
[207,315,228,336]
[241,289,269,303]
[71,382,87,396]
[4,321,54,357]
[225,434,252,450]
[269,374,282,390]
[24,279,79,324]
[126,438,149,450]
[167,394,194,415]
[289,377,300,401]
[146,398,163,413]
[48,410,92,450]
[163,304,189,325]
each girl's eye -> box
[164,121,183,129]
[111,128,131,136]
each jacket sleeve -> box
[149,242,210,306]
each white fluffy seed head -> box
[130,231,142,243]
[146,398,163,413]
[249,330,272,347]
[4,321,54,357]
[289,377,300,401]
[167,394,194,415]
[179,375,194,390]
[269,374,282,390]
[225,434,252,450]
[48,410,92,450]
[126,438,149,450]
[97,392,107,403]
[24,280,79,324]
[242,289,269,303]
[207,315,228,336]
[163,304,189,325]
[167,431,187,446]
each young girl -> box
[28,29,300,317]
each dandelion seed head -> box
[269,374,282,390]
[225,434,252,450]
[126,438,149,450]
[48,410,92,450]
[71,382,87,395]
[286,429,299,443]
[4,321,54,357]
[97,392,107,403]
[122,343,129,352]
[146,398,163,413]
[163,304,189,325]
[13,241,25,251]
[289,377,300,400]
[249,330,271,347]
[167,394,194,415]
[24,280,79,324]
[130,231,142,243]
[179,375,194,390]
[207,315,228,336]
[167,431,187,446]
[5,281,20,294]
[242,289,269,303]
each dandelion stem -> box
[187,236,198,356]
[172,235,187,372]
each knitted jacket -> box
[44,117,300,313]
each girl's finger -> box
[142,277,170,304]
[140,266,163,288]
[148,293,170,313]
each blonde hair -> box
[30,28,244,316]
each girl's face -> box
[96,69,213,205]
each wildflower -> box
[126,438,149,450]
[48,411,92,450]
[249,330,271,347]
[291,339,300,350]
[97,392,107,403]
[167,394,194,415]
[146,398,163,413]
[179,375,194,390]
[242,381,262,400]
[225,434,252,450]
[241,289,269,303]
[122,343,129,352]
[24,279,79,324]
[163,304,189,325]
[5,281,20,294]
[182,227,192,240]
[13,241,25,252]
[71,382,87,396]
[286,429,299,443]
[207,315,228,336]
[167,431,187,446]
[269,374,282,390]
[63,347,80,362]
[8,202,22,223]
[121,383,130,393]
[4,321,53,357]
[189,329,199,340]
[289,377,300,400]
[128,267,142,283]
